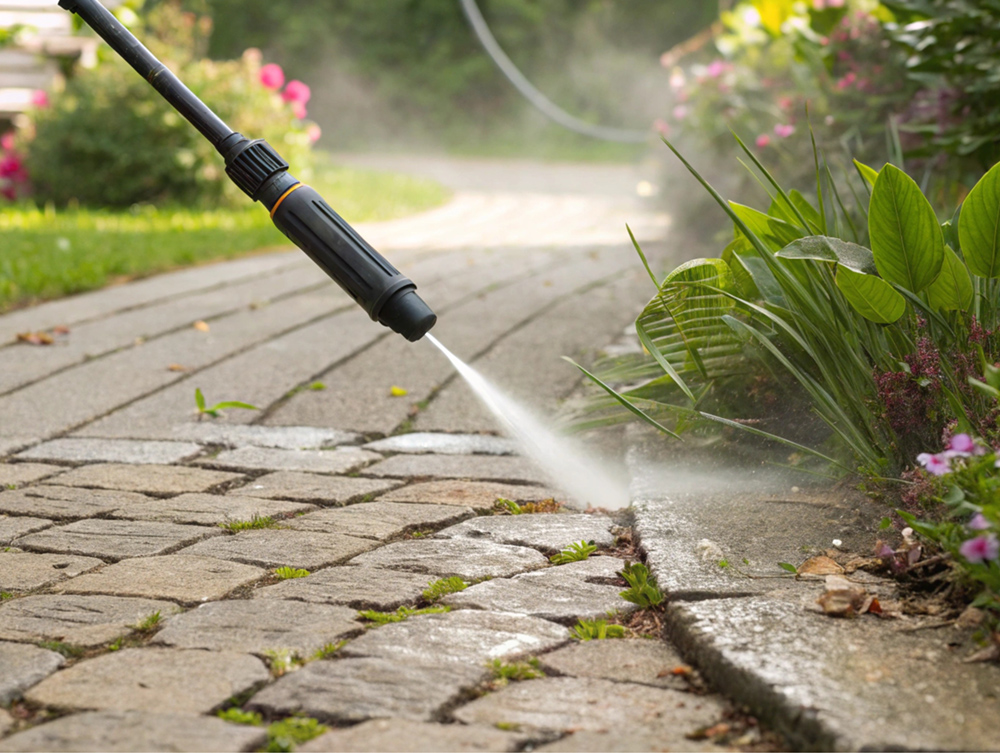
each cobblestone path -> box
[0,158,745,751]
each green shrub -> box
[23,2,314,208]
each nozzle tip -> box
[378,288,437,342]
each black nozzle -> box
[378,288,438,342]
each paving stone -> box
[253,566,433,611]
[0,439,36,459]
[233,472,400,505]
[348,538,547,580]
[196,447,380,475]
[433,513,616,552]
[57,555,264,604]
[248,657,487,724]
[17,439,202,466]
[286,502,473,541]
[536,730,713,753]
[442,559,630,624]
[153,599,360,655]
[343,610,568,665]
[363,433,518,456]
[298,718,529,752]
[0,486,153,520]
[362,455,547,485]
[0,516,52,545]
[537,639,692,691]
[379,480,559,511]
[14,519,220,561]
[0,641,64,705]
[0,463,64,488]
[0,708,10,737]
[171,424,362,450]
[667,592,1000,751]
[109,493,316,526]
[42,464,243,496]
[179,529,378,570]
[0,595,181,647]
[25,648,269,714]
[453,677,724,741]
[0,552,104,592]
[0,711,268,752]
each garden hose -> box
[57,0,437,343]
[458,0,650,144]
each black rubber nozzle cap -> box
[378,288,437,342]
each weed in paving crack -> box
[266,717,328,752]
[493,497,563,515]
[550,540,597,565]
[274,566,310,580]
[311,640,347,660]
[488,657,544,688]
[216,708,262,726]
[262,649,304,678]
[570,619,627,641]
[0,591,14,601]
[619,563,664,609]
[194,388,259,419]
[37,641,85,659]
[129,610,162,633]
[358,605,450,625]
[422,577,468,603]
[107,635,125,652]
[220,515,280,532]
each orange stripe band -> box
[270,183,305,218]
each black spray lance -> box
[58,0,437,342]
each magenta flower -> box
[0,154,24,179]
[306,124,322,143]
[290,101,307,120]
[916,452,951,476]
[31,90,49,108]
[672,105,688,121]
[260,64,285,90]
[949,433,975,454]
[959,534,999,564]
[969,513,990,531]
[774,123,795,138]
[282,80,311,105]
[706,60,727,78]
[653,119,670,136]
[0,132,13,151]
[756,134,771,148]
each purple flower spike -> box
[969,513,991,531]
[948,433,975,454]
[959,534,1000,564]
[917,452,951,476]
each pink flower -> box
[969,513,991,531]
[1,185,15,201]
[0,154,24,179]
[777,96,794,111]
[917,452,951,476]
[836,72,857,90]
[306,124,322,143]
[706,60,727,78]
[653,119,670,136]
[672,105,688,121]
[959,534,999,564]
[290,101,307,120]
[948,433,975,454]
[756,134,771,148]
[31,90,49,108]
[0,132,13,151]
[774,123,795,138]
[260,64,285,90]
[282,80,311,105]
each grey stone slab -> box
[363,433,518,456]
[109,493,316,526]
[0,708,10,737]
[537,640,692,691]
[0,595,181,647]
[0,439,36,459]
[25,648,269,714]
[343,610,568,665]
[233,472,400,505]
[153,599,359,655]
[57,555,264,604]
[379,480,559,511]
[0,486,152,520]
[0,516,52,545]
[14,519,220,561]
[171,424,361,450]
[454,677,724,741]
[196,447,381,475]
[0,552,104,592]
[286,502,473,541]
[363,455,547,485]
[248,657,488,724]
[0,711,268,752]
[668,592,1000,751]
[537,730,713,753]
[0,463,64,488]
[298,719,528,753]
[433,514,615,553]
[349,538,547,580]
[253,566,433,611]
[43,464,243,496]
[17,439,202,465]
[0,641,64,705]
[179,529,378,570]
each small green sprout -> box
[217,708,263,726]
[494,497,523,515]
[263,649,304,677]
[266,717,328,752]
[312,640,347,660]
[0,591,14,601]
[308,381,327,391]
[619,563,664,609]
[550,540,597,565]
[570,619,626,641]
[358,605,450,625]
[130,610,162,632]
[38,641,85,658]
[422,577,468,602]
[4,483,17,490]
[495,722,521,732]
[274,566,310,580]
[108,635,124,651]
[488,657,544,686]
[195,388,259,418]
[779,562,798,574]
[220,515,279,531]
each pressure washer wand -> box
[58,0,437,342]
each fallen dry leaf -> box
[52,325,70,335]
[657,665,692,678]
[16,332,54,345]
[685,723,731,741]
[798,555,845,576]
[193,320,210,332]
[817,575,874,618]
[167,364,189,372]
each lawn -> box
[0,160,449,313]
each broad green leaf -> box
[212,401,259,411]
[194,388,206,411]
[835,265,906,324]
[926,245,973,311]
[776,235,877,274]
[958,161,1000,278]
[868,164,944,293]
[731,202,803,249]
[853,159,881,189]
[789,190,824,233]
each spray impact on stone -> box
[426,334,630,510]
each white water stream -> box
[426,334,629,509]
